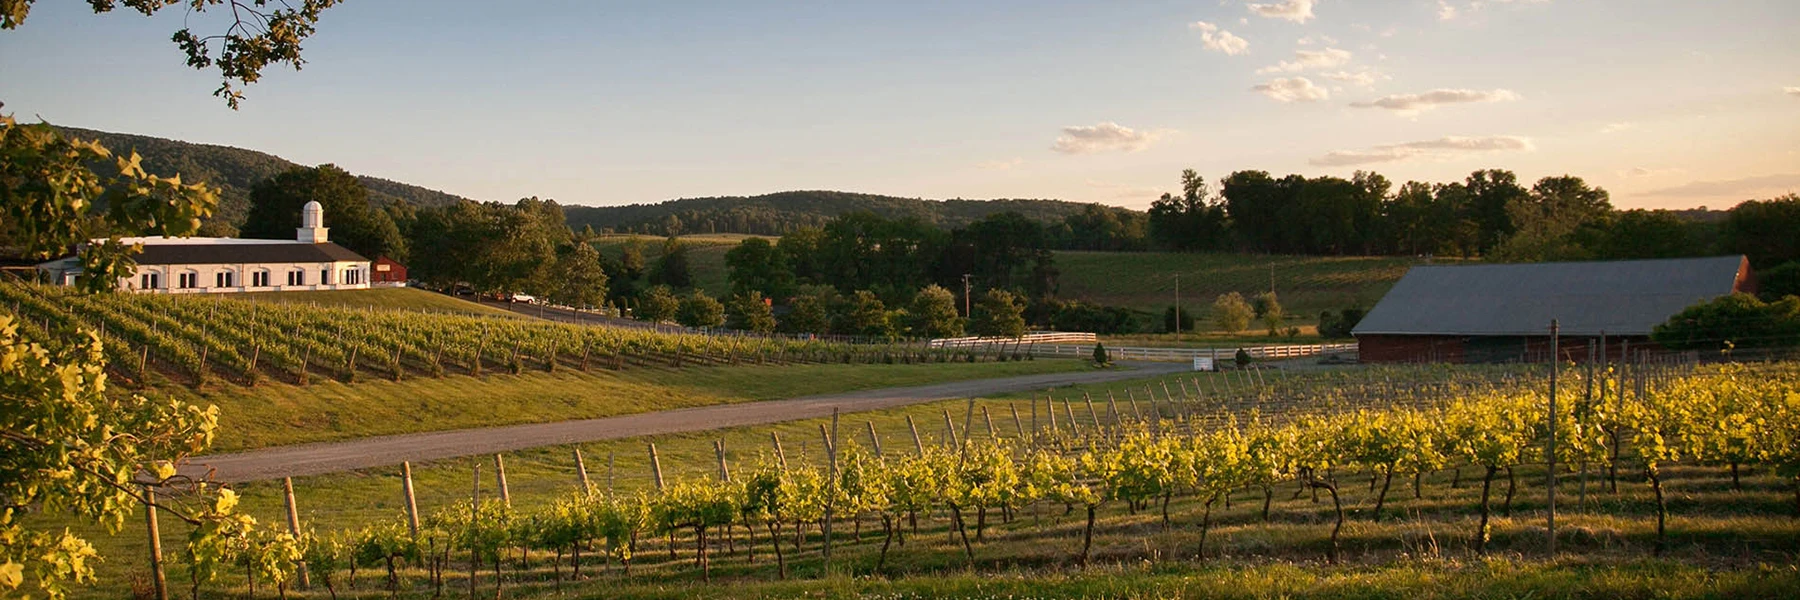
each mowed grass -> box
[1055,251,1424,322]
[165,358,1090,451]
[235,286,521,318]
[44,366,1800,600]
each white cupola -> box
[296,200,330,243]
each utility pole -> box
[962,273,972,318]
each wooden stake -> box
[1010,403,1025,438]
[495,454,511,507]
[981,406,997,440]
[402,462,421,538]
[574,449,592,495]
[771,432,789,471]
[866,421,883,457]
[906,415,925,455]
[941,409,959,449]
[144,487,168,600]
[284,477,311,588]
[716,439,732,482]
[648,443,665,490]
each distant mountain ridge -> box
[561,191,1118,236]
[56,126,1126,236]
[56,126,475,231]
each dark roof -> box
[1352,256,1749,337]
[134,242,368,266]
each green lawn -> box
[1055,251,1426,322]
[164,359,1090,451]
[235,286,522,318]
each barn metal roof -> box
[1351,256,1748,337]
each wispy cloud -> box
[1785,86,1800,97]
[1600,122,1637,134]
[1297,35,1338,45]
[1349,88,1520,114]
[1618,166,1686,178]
[1189,21,1250,55]
[1257,48,1353,74]
[1310,135,1534,166]
[1641,173,1800,198]
[1051,122,1170,154]
[1436,1,1458,21]
[1253,77,1330,103]
[1248,0,1317,23]
[976,158,1025,171]
[1321,68,1387,87]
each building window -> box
[140,272,160,290]
[216,271,236,288]
[179,272,198,289]
[287,270,305,286]
[343,268,363,285]
[321,269,332,285]
[251,271,271,287]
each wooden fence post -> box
[866,421,883,457]
[771,432,789,471]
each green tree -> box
[1760,261,1800,302]
[2,1,342,109]
[1,116,219,292]
[677,290,726,329]
[1212,292,1253,333]
[1723,194,1800,268]
[0,317,287,599]
[970,288,1026,337]
[1163,305,1195,334]
[911,284,965,338]
[838,290,895,339]
[1092,342,1110,366]
[650,236,693,288]
[725,237,794,299]
[779,286,836,335]
[637,285,680,323]
[726,291,777,334]
[1652,293,1800,351]
[548,241,609,309]
[242,164,408,260]
[1253,291,1285,335]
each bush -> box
[1652,293,1800,351]
[1212,293,1253,333]
[675,291,726,329]
[1092,342,1109,366]
[1318,307,1366,339]
[1049,301,1137,334]
[1759,261,1800,302]
[1254,291,1284,335]
[1235,347,1252,367]
[1163,305,1196,334]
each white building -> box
[40,201,374,294]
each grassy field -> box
[234,286,523,318]
[1055,251,1424,323]
[47,365,1800,600]
[162,359,1090,451]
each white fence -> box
[927,332,1097,349]
[1032,342,1359,364]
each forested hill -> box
[56,126,474,231]
[562,191,1116,235]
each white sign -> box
[1193,357,1214,372]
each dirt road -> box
[186,361,1186,482]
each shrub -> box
[1254,291,1284,335]
[1163,305,1196,334]
[1318,307,1366,339]
[1092,342,1109,366]
[1212,293,1253,333]
[1652,293,1800,351]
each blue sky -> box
[3,0,1797,210]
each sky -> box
[3,0,1798,211]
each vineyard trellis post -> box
[982,406,998,440]
[402,461,421,538]
[1010,403,1025,439]
[866,421,883,456]
[648,443,665,490]
[607,451,616,494]
[1546,319,1559,555]
[941,409,959,449]
[574,449,592,495]
[822,408,841,571]
[283,477,311,588]
[144,485,168,600]
[771,432,789,470]
[715,439,731,482]
[469,461,480,599]
[495,454,511,507]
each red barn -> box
[371,255,408,287]
[1353,256,1755,363]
